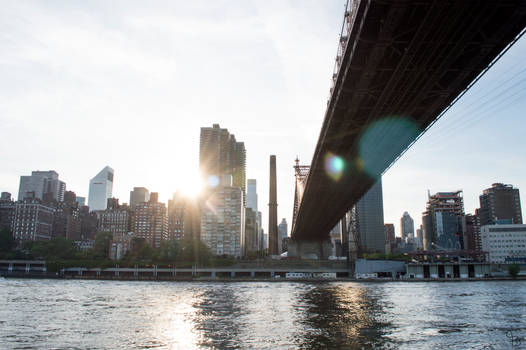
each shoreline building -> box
[201,177,245,257]
[0,192,15,233]
[479,183,522,226]
[53,191,82,240]
[481,224,526,264]
[348,178,385,254]
[199,124,247,257]
[18,170,65,202]
[464,212,481,252]
[167,192,201,241]
[199,124,246,198]
[422,191,464,250]
[12,198,55,243]
[95,198,133,237]
[133,193,168,248]
[88,166,114,211]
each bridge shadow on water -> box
[293,283,394,349]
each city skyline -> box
[1,1,525,237]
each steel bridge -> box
[291,0,526,241]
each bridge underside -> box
[292,0,526,240]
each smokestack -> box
[268,155,278,255]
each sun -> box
[175,171,204,199]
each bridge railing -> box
[330,0,360,99]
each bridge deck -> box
[293,0,526,240]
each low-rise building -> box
[481,224,526,264]
[406,262,491,279]
[109,233,133,260]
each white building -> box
[201,186,245,257]
[88,166,114,211]
[481,224,526,264]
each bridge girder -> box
[292,0,526,240]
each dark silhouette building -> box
[167,192,200,241]
[268,155,278,255]
[0,192,15,233]
[479,183,522,225]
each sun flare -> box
[175,172,204,199]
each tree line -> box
[0,228,236,269]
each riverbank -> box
[3,273,525,283]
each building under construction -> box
[422,191,464,251]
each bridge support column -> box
[287,239,332,260]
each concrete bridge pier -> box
[287,239,332,260]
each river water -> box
[1,279,526,349]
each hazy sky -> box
[1,1,525,236]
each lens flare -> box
[207,175,219,188]
[358,117,420,178]
[325,153,345,181]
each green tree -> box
[179,238,211,265]
[92,231,113,259]
[128,237,153,260]
[0,228,15,256]
[157,240,180,262]
[508,264,520,279]
[30,237,78,260]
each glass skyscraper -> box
[88,166,114,211]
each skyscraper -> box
[278,218,288,254]
[422,191,464,250]
[246,179,258,212]
[246,179,262,252]
[129,187,150,209]
[351,178,385,254]
[479,183,522,225]
[199,124,246,196]
[88,166,114,211]
[268,155,278,255]
[18,170,65,202]
[245,208,259,254]
[400,212,414,240]
[201,186,245,257]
